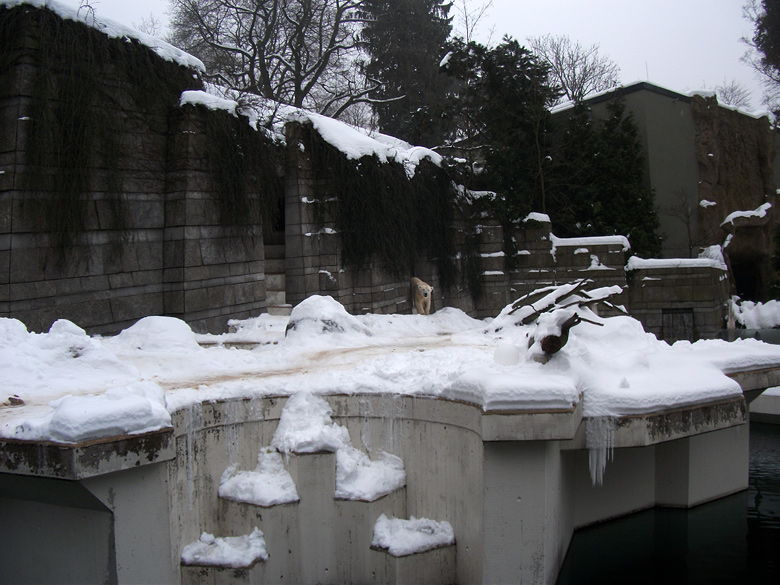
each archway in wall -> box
[730,256,764,302]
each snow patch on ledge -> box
[626,256,727,271]
[721,202,772,227]
[372,514,454,557]
[524,212,551,223]
[551,233,630,252]
[181,529,267,568]
[180,91,238,116]
[441,366,579,412]
[2,0,205,72]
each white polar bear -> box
[411,277,433,315]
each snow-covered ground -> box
[3,293,780,445]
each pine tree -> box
[467,37,559,218]
[547,99,661,258]
[360,0,452,146]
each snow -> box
[626,256,727,271]
[700,199,717,208]
[2,0,205,72]
[270,391,351,454]
[291,111,442,178]
[180,91,238,117]
[721,202,772,227]
[372,514,454,557]
[731,299,780,330]
[181,528,267,568]
[3,288,780,444]
[551,233,631,252]
[697,244,728,269]
[524,212,551,223]
[219,449,299,507]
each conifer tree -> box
[360,0,452,146]
[547,99,661,258]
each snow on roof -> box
[552,81,774,119]
[291,111,443,177]
[720,202,772,227]
[2,0,205,73]
[4,292,780,444]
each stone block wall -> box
[282,140,630,319]
[628,264,730,342]
[0,5,270,334]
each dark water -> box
[556,423,780,585]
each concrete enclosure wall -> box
[0,391,756,585]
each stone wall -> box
[628,263,730,342]
[0,4,272,334]
[283,129,630,320]
[0,5,734,339]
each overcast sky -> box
[61,0,768,112]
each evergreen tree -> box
[442,37,558,217]
[360,0,452,146]
[547,99,661,258]
[753,0,780,77]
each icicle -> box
[585,416,616,486]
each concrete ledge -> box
[0,428,174,479]
[371,544,457,585]
[562,398,746,450]
[750,391,780,423]
[481,400,582,441]
[727,367,780,403]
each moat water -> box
[556,422,780,585]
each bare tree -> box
[715,78,753,109]
[133,13,165,37]
[169,0,378,118]
[452,0,493,44]
[528,34,620,104]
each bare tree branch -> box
[528,34,620,104]
[169,0,372,118]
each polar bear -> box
[411,277,433,315]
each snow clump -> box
[181,528,267,568]
[372,514,455,556]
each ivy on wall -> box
[0,4,200,249]
[202,110,284,233]
[304,124,458,289]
